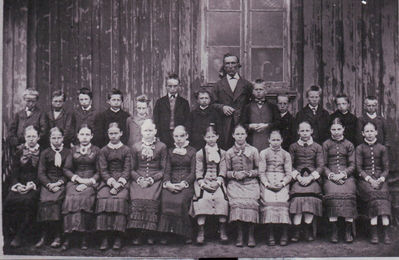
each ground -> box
[4,223,399,258]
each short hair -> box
[306,85,322,97]
[194,88,212,101]
[167,73,180,84]
[51,90,66,101]
[362,121,377,132]
[204,123,219,137]
[141,119,156,131]
[277,93,290,102]
[49,127,64,137]
[24,125,39,136]
[173,125,188,136]
[298,120,313,130]
[334,93,349,104]
[23,88,39,100]
[253,79,266,87]
[107,88,124,101]
[136,94,150,104]
[365,95,378,102]
[223,53,241,67]
[330,117,345,129]
[77,123,93,134]
[269,129,283,139]
[233,124,247,134]
[77,87,93,99]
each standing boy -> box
[295,85,330,145]
[93,88,130,148]
[276,93,295,151]
[153,74,190,147]
[329,94,357,145]
[72,87,97,145]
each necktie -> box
[311,107,316,115]
[26,110,32,117]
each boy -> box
[295,85,330,144]
[8,88,48,150]
[329,94,357,145]
[153,74,190,147]
[187,88,221,150]
[276,93,295,151]
[240,79,279,151]
[72,88,97,145]
[93,88,130,148]
[46,90,75,148]
[356,96,388,146]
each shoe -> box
[185,238,192,244]
[267,225,275,246]
[247,224,256,247]
[304,224,314,242]
[35,234,46,248]
[219,222,228,243]
[99,236,109,250]
[61,238,70,251]
[330,222,338,243]
[370,225,379,244]
[50,236,61,248]
[345,222,353,243]
[291,225,300,242]
[113,236,122,250]
[196,225,205,245]
[235,225,243,247]
[10,235,22,248]
[280,225,288,246]
[81,237,88,250]
[160,238,168,245]
[383,226,391,244]
[147,237,155,245]
[132,236,142,245]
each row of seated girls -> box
[4,115,391,251]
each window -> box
[201,0,290,87]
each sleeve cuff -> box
[90,178,97,185]
[365,176,371,182]
[11,183,22,192]
[118,177,127,186]
[311,171,320,180]
[107,177,116,187]
[147,177,154,185]
[291,170,299,180]
[328,173,334,180]
[71,175,78,183]
[217,177,224,185]
[379,177,386,182]
[182,181,189,188]
[137,176,144,184]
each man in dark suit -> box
[212,53,253,150]
[153,74,190,147]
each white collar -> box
[227,73,240,80]
[81,105,92,111]
[110,107,120,113]
[280,111,288,117]
[175,140,189,149]
[364,138,377,145]
[298,137,314,146]
[168,93,178,99]
[366,112,377,119]
[340,110,349,115]
[107,142,123,149]
[199,105,208,110]
[309,104,318,111]
[142,137,156,146]
[51,143,64,152]
[205,144,219,151]
[25,143,40,152]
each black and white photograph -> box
[1,0,399,258]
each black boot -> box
[248,224,256,247]
[219,222,228,243]
[304,223,314,242]
[235,223,243,247]
[61,236,70,251]
[81,234,88,250]
[370,225,378,244]
[280,225,288,246]
[330,221,338,243]
[291,225,300,242]
[383,225,391,244]
[345,222,353,243]
[267,224,275,246]
[113,234,122,250]
[100,234,109,250]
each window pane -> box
[209,0,241,10]
[251,0,284,9]
[208,47,240,83]
[251,11,283,46]
[208,12,241,46]
[251,48,283,82]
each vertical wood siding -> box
[3,0,399,172]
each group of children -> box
[4,74,392,251]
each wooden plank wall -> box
[2,0,399,172]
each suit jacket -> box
[72,106,97,145]
[212,76,252,150]
[46,109,75,148]
[278,111,295,151]
[153,95,190,147]
[295,104,330,145]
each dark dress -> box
[37,147,70,222]
[128,141,167,231]
[322,139,357,218]
[72,106,97,145]
[158,146,196,239]
[356,141,391,218]
[4,144,40,221]
[95,144,131,232]
[187,106,221,150]
[295,105,330,145]
[62,145,100,233]
[46,109,76,148]
[93,108,130,148]
[329,111,357,146]
[289,141,324,216]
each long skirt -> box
[357,179,391,218]
[95,184,129,232]
[62,182,97,233]
[323,177,357,218]
[289,181,323,216]
[158,187,194,238]
[260,184,291,224]
[190,181,229,217]
[127,180,162,231]
[37,186,65,222]
[226,179,259,223]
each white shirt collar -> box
[309,104,318,111]
[280,111,288,117]
[110,107,120,113]
[168,93,178,99]
[227,73,240,80]
[199,105,208,110]
[107,142,123,149]
[340,110,348,115]
[366,112,377,119]
[81,105,92,111]
[53,110,62,119]
[298,137,314,146]
[51,143,64,152]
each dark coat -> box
[356,113,388,146]
[212,76,252,150]
[295,104,330,145]
[329,110,357,146]
[72,106,97,144]
[277,111,295,151]
[153,95,190,147]
[46,109,76,148]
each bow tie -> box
[255,99,265,105]
[170,95,176,99]
[229,76,237,80]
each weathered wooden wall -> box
[3,0,399,172]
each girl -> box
[128,119,167,245]
[36,127,69,248]
[356,122,391,244]
[259,130,292,246]
[289,121,324,242]
[4,125,40,247]
[126,94,151,148]
[158,125,196,244]
[190,124,229,245]
[225,125,260,247]
[61,125,101,250]
[96,122,131,250]
[322,118,357,243]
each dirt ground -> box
[4,222,399,258]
